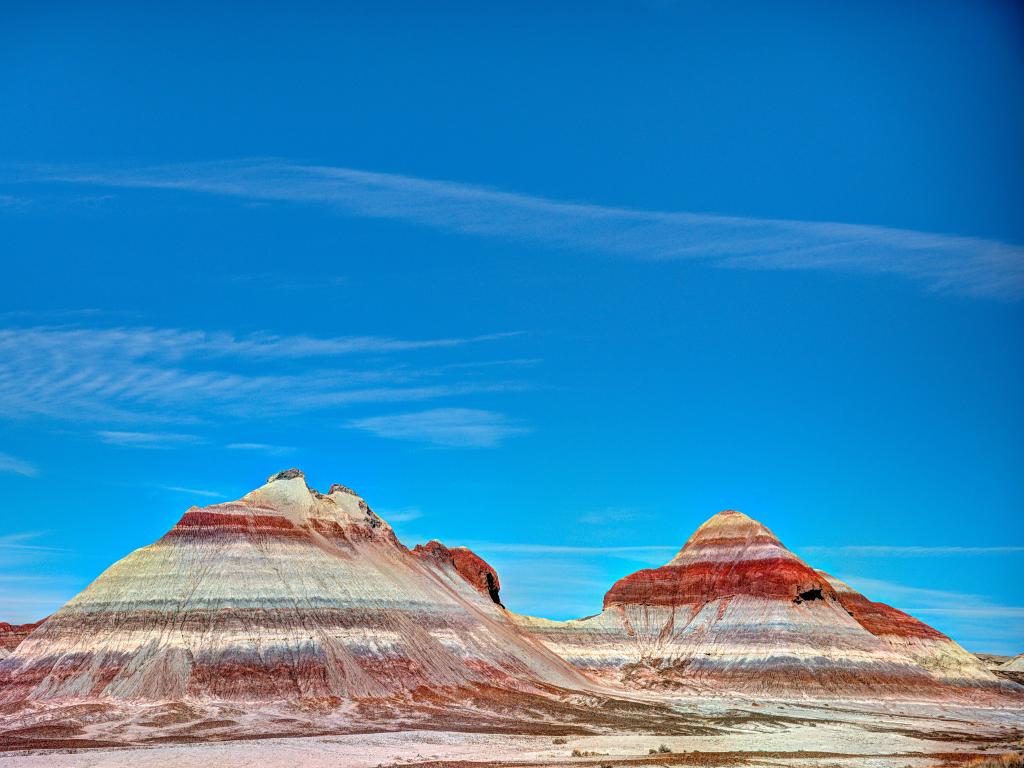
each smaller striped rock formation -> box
[0,621,44,661]
[1003,654,1024,672]
[518,510,1007,697]
[996,654,1024,686]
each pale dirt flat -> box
[1,695,1022,768]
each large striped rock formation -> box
[0,470,588,703]
[518,510,1005,697]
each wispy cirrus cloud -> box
[0,451,38,477]
[465,542,676,556]
[0,325,520,362]
[802,544,1024,556]
[348,407,529,448]
[226,442,296,456]
[0,325,529,424]
[12,160,1024,299]
[376,507,423,523]
[838,574,1024,654]
[158,485,227,499]
[0,532,63,553]
[0,532,67,570]
[97,431,204,448]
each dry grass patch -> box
[960,755,1024,768]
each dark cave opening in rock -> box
[793,587,824,604]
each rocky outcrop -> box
[994,654,1024,685]
[0,471,588,703]
[517,510,1007,697]
[1003,654,1024,671]
[413,541,502,606]
[0,620,44,660]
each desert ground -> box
[1,692,1021,768]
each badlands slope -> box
[1,477,1021,765]
[516,510,1005,697]
[0,470,586,703]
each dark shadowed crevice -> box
[485,572,503,606]
[793,587,824,604]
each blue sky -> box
[1,1,1022,653]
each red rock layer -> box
[413,541,502,606]
[822,574,944,640]
[605,557,835,608]
[0,621,44,654]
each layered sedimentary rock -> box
[1003,654,1024,672]
[0,621,44,660]
[996,654,1024,685]
[517,510,1002,696]
[0,471,588,703]
[816,571,994,684]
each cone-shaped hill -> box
[0,471,588,703]
[517,510,1007,697]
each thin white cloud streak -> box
[463,541,677,557]
[0,532,64,552]
[21,160,1024,299]
[839,575,986,605]
[802,545,1024,556]
[0,532,67,569]
[834,573,1024,653]
[0,590,78,623]
[460,540,675,573]
[0,326,529,423]
[376,507,423,523]
[909,607,1024,618]
[226,442,295,455]
[348,407,529,448]
[576,507,652,526]
[97,431,204,448]
[158,485,226,499]
[0,451,38,477]
[0,325,519,362]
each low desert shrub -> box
[552,737,567,745]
